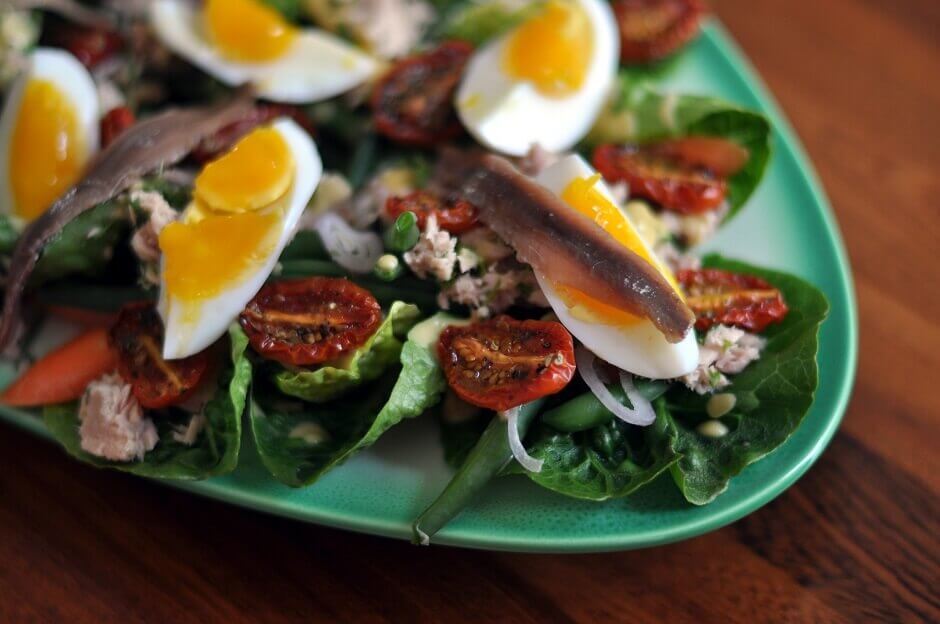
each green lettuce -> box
[586,80,772,220]
[435,1,542,46]
[273,301,421,403]
[43,325,251,479]
[251,317,449,486]
[647,255,829,504]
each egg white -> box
[0,47,100,219]
[534,155,699,379]
[150,0,379,104]
[159,118,323,359]
[455,0,618,156]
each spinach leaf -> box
[31,199,129,286]
[251,325,447,487]
[273,301,421,403]
[647,254,830,504]
[43,325,251,479]
[586,79,772,221]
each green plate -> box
[0,20,857,552]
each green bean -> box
[346,132,378,188]
[412,398,545,545]
[383,211,420,253]
[280,231,329,261]
[541,379,670,433]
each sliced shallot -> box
[502,406,543,473]
[576,346,656,427]
[618,371,657,426]
[312,211,384,274]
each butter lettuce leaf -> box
[251,325,447,487]
[272,301,421,403]
[43,325,251,479]
[647,255,829,504]
[586,80,772,221]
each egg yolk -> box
[10,80,86,221]
[193,127,295,213]
[555,174,681,326]
[159,127,294,304]
[503,0,593,97]
[204,0,297,62]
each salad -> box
[0,0,828,544]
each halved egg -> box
[534,154,698,379]
[0,48,99,222]
[150,0,379,104]
[455,0,619,156]
[158,118,322,359]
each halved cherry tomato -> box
[372,41,473,147]
[593,143,726,214]
[100,106,136,148]
[239,277,382,367]
[46,23,123,69]
[438,316,576,412]
[651,136,749,178]
[0,328,117,407]
[190,104,316,163]
[677,268,789,333]
[386,191,479,234]
[109,302,210,409]
[613,0,705,63]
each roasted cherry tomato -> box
[190,104,315,163]
[438,316,576,412]
[239,278,382,367]
[386,191,479,234]
[593,143,726,214]
[109,302,210,409]
[677,268,789,333]
[372,41,473,147]
[613,0,705,63]
[100,106,136,148]
[650,136,749,178]
[46,23,123,69]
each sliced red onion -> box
[312,211,383,273]
[503,407,543,473]
[576,346,655,427]
[618,371,656,426]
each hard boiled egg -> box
[0,48,99,222]
[150,0,379,104]
[455,0,618,156]
[158,118,322,359]
[534,154,698,379]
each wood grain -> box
[1,1,939,622]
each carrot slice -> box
[1,328,117,407]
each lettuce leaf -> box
[435,1,542,46]
[647,255,829,504]
[272,301,421,403]
[250,320,448,487]
[586,80,772,221]
[42,325,251,479]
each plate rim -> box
[0,18,859,553]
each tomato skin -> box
[47,23,123,69]
[437,317,576,412]
[100,106,136,148]
[613,0,705,63]
[190,104,315,163]
[651,136,749,178]
[109,302,210,409]
[593,143,727,214]
[372,41,473,147]
[677,268,789,333]
[386,191,479,234]
[239,278,382,367]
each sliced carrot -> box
[1,328,117,407]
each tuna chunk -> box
[79,373,158,462]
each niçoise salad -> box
[0,0,827,543]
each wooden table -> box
[2,1,938,622]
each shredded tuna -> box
[438,262,542,318]
[79,373,158,461]
[681,324,766,394]
[655,241,703,273]
[661,202,730,246]
[339,0,434,58]
[338,167,415,228]
[171,413,206,446]
[404,214,457,281]
[130,189,177,284]
[456,226,513,263]
[517,144,562,177]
